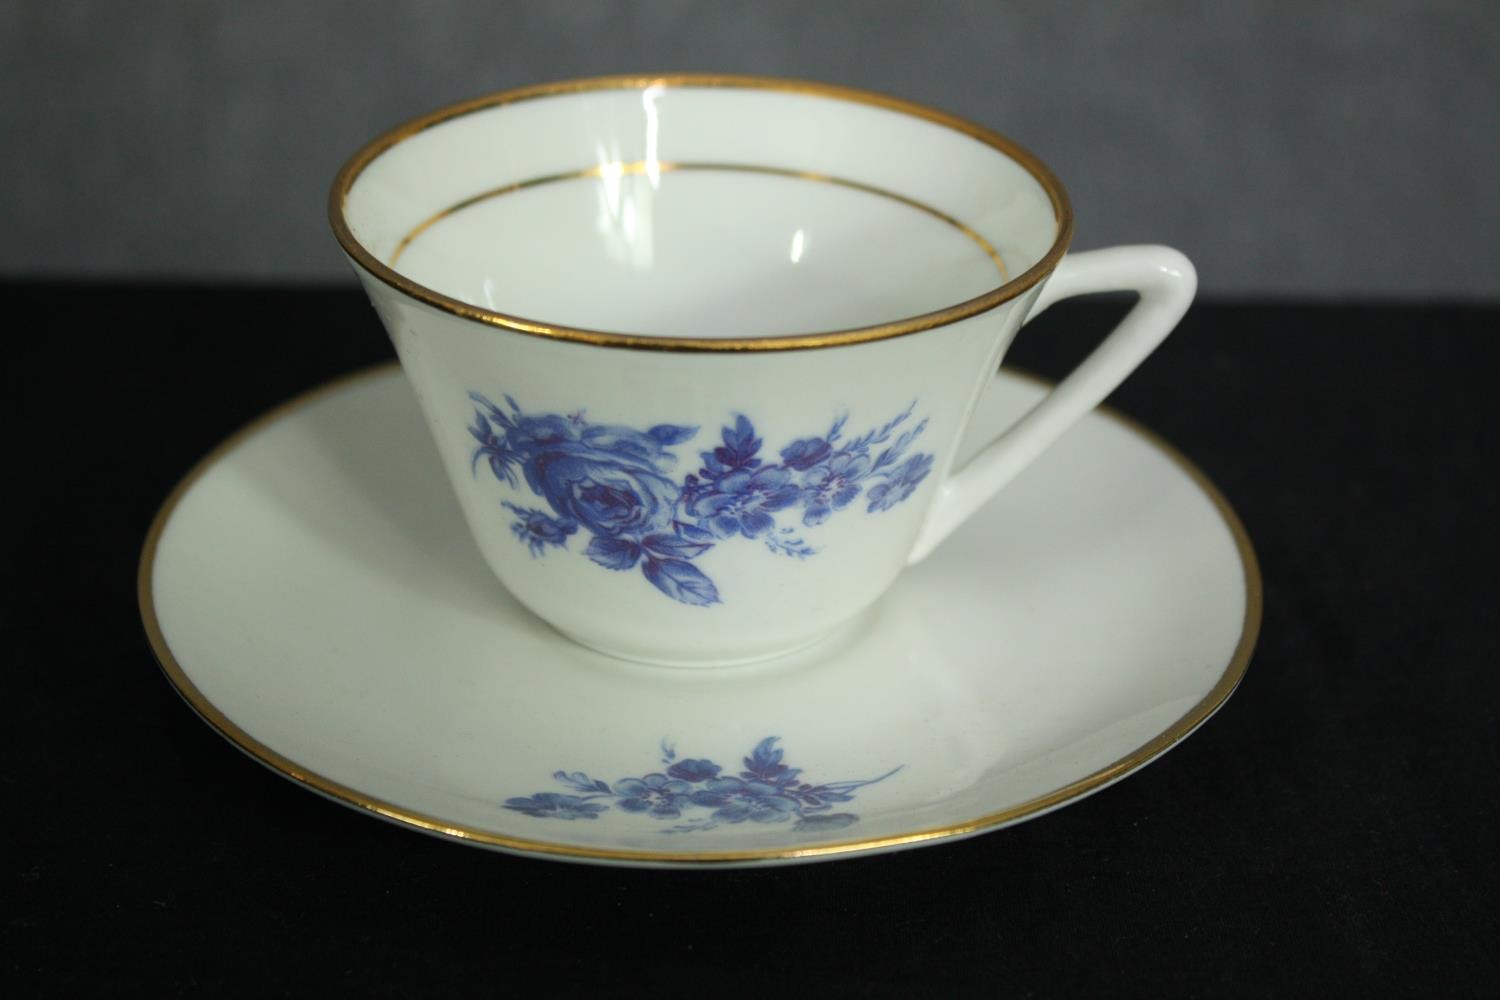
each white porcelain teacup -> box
[330,74,1195,666]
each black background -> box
[4,287,1495,995]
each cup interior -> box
[338,79,1064,339]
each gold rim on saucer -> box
[328,74,1074,353]
[138,363,1260,865]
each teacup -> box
[329,74,1195,666]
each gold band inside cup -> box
[330,74,1073,352]
[388,161,1009,279]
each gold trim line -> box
[138,363,1261,866]
[328,74,1072,353]
[387,160,1008,279]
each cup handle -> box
[907,244,1197,565]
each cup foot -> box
[553,614,867,670]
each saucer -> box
[140,364,1259,868]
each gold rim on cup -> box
[328,74,1075,353]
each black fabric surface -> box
[4,286,1495,995]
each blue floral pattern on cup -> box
[468,393,934,606]
[504,738,901,834]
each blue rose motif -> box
[509,413,579,452]
[468,415,518,487]
[683,776,802,824]
[867,453,935,512]
[614,774,695,819]
[800,452,873,526]
[666,758,722,782]
[687,466,802,539]
[700,414,763,477]
[715,792,802,824]
[502,737,902,834]
[529,437,682,540]
[503,502,576,556]
[468,393,934,607]
[502,792,607,820]
[779,436,832,471]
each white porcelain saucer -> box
[140,364,1260,868]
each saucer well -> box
[139,364,1259,868]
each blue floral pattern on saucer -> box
[468,393,934,605]
[504,738,901,834]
